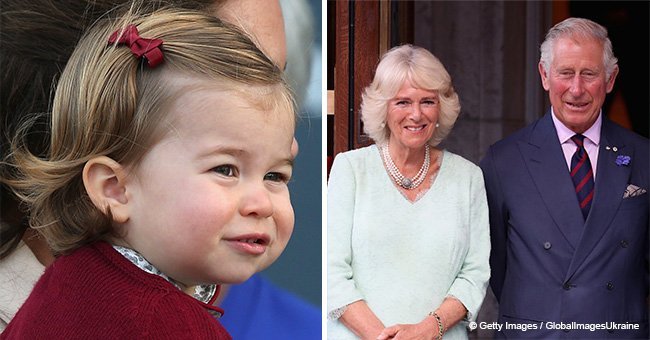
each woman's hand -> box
[339,301,386,339]
[376,316,439,340]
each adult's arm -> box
[479,147,507,302]
[327,153,383,338]
[443,165,491,321]
[339,300,385,339]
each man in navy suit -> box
[481,17,648,338]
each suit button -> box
[620,240,628,248]
[606,282,614,290]
[563,283,571,290]
[543,242,551,250]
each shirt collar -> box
[550,107,602,146]
[112,245,217,306]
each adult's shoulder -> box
[0,242,44,331]
[333,144,378,163]
[442,150,482,175]
[487,120,539,153]
[480,115,551,168]
[604,118,649,149]
[330,144,381,176]
[220,274,320,339]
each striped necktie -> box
[570,134,594,220]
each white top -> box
[0,242,45,333]
[327,145,490,340]
[551,107,602,179]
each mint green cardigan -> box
[327,145,490,339]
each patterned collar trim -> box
[112,245,217,306]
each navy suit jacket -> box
[480,112,649,338]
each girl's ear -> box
[291,137,299,157]
[82,156,130,224]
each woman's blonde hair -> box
[361,44,460,146]
[3,4,295,254]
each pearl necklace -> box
[381,144,430,190]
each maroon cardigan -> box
[2,241,230,339]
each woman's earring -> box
[380,122,386,129]
[435,123,440,128]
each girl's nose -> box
[239,182,274,218]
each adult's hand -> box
[376,316,439,340]
[339,300,386,339]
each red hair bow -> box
[108,24,164,68]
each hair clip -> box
[108,24,164,68]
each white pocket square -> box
[623,184,647,198]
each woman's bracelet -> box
[427,311,444,340]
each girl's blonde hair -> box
[361,44,460,147]
[4,4,295,254]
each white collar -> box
[112,245,217,305]
[550,107,602,146]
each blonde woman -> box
[328,44,490,340]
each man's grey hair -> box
[540,17,618,80]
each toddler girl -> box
[1,4,296,339]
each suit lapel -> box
[565,119,632,279]
[518,113,585,249]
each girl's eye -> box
[264,172,289,183]
[212,165,237,177]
